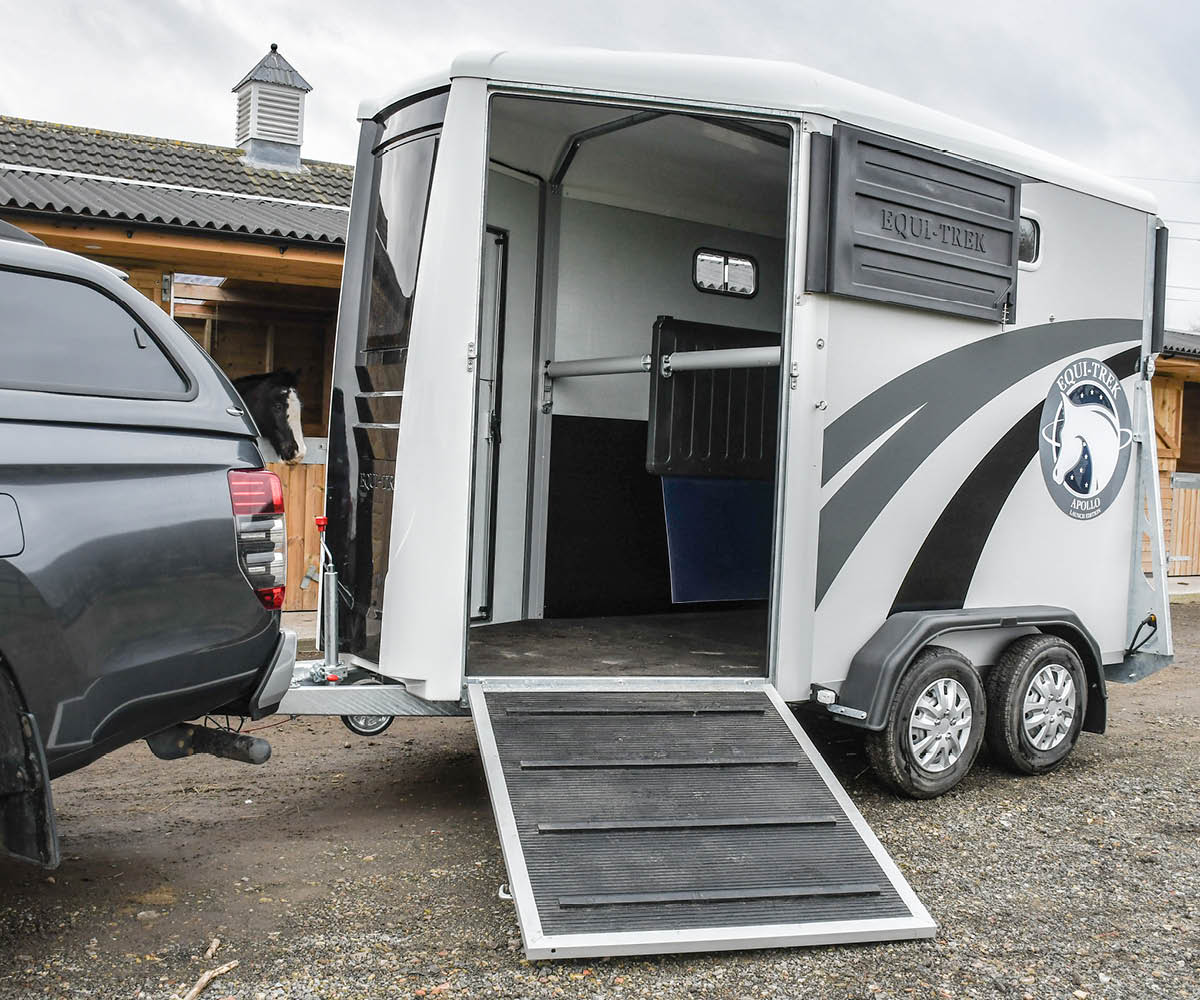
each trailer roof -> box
[362,49,1155,215]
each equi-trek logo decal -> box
[1039,358,1133,520]
[879,208,989,254]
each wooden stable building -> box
[0,46,349,609]
[1154,329,1200,578]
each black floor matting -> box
[482,689,914,937]
[468,609,766,677]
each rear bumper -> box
[247,628,297,720]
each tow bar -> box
[146,724,271,765]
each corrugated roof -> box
[0,168,347,244]
[0,115,351,245]
[233,44,313,93]
[0,116,350,205]
[1164,330,1200,358]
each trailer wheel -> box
[865,645,985,799]
[340,678,394,737]
[985,634,1086,775]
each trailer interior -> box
[466,95,792,680]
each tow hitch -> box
[146,724,271,765]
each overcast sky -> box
[2,0,1198,325]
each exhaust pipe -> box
[146,724,271,765]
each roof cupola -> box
[233,43,312,171]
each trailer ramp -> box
[468,679,935,958]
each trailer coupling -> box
[146,724,271,765]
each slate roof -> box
[234,44,313,92]
[0,116,351,244]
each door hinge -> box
[467,341,478,373]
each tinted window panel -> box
[373,89,449,154]
[0,270,186,397]
[364,133,440,352]
[1018,217,1040,264]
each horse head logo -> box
[1039,362,1134,518]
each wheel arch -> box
[829,606,1106,734]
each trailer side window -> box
[693,249,757,297]
[1018,217,1040,264]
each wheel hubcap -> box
[1022,664,1076,751]
[347,678,390,733]
[908,677,972,773]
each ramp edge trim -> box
[760,684,936,933]
[522,913,937,959]
[467,683,545,943]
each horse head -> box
[233,370,306,465]
[1050,389,1130,496]
[1051,391,1084,486]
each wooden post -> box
[264,323,276,371]
[1152,373,1185,575]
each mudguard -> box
[829,606,1106,735]
[0,666,59,867]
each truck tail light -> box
[228,470,286,610]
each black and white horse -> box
[233,370,307,464]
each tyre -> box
[865,645,986,799]
[340,677,394,737]
[985,634,1086,775]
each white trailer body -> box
[283,50,1173,958]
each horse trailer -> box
[280,49,1173,958]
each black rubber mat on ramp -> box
[469,682,935,958]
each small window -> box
[1018,217,1040,264]
[0,269,188,398]
[694,249,757,297]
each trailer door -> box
[324,80,489,701]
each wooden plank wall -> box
[268,462,326,611]
[1170,487,1200,577]
[1152,376,1182,574]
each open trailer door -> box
[469,678,935,958]
[323,79,489,702]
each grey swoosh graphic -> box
[816,318,1142,605]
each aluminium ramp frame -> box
[469,678,935,958]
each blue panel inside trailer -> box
[662,476,774,603]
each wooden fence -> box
[267,461,326,611]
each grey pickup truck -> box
[0,220,296,867]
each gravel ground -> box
[0,610,1197,1000]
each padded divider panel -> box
[647,316,780,479]
[662,477,774,603]
[545,415,672,618]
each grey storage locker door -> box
[807,125,1022,322]
[470,680,935,958]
